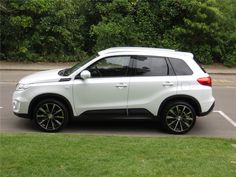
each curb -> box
[209,73,236,75]
[0,68,52,71]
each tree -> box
[1,0,87,61]
[0,0,235,66]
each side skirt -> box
[73,108,155,120]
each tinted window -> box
[169,58,193,75]
[87,56,131,77]
[133,56,168,76]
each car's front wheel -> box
[33,99,68,132]
[161,101,196,134]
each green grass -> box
[0,133,236,177]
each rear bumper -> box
[199,101,215,116]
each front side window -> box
[87,56,131,77]
[133,56,168,76]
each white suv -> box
[13,47,215,134]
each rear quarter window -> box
[169,58,193,75]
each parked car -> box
[13,47,215,134]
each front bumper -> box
[12,91,30,115]
[13,112,29,119]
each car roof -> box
[98,47,193,59]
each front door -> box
[73,56,132,116]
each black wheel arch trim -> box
[158,95,202,116]
[28,93,74,119]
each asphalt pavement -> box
[0,66,236,138]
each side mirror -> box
[80,70,91,80]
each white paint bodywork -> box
[12,47,215,117]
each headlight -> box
[16,83,30,91]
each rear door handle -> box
[162,81,174,87]
[115,83,127,88]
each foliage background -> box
[0,0,235,66]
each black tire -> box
[33,99,68,132]
[160,101,196,134]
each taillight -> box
[197,76,212,87]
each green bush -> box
[0,0,87,62]
[224,51,236,67]
[0,0,235,66]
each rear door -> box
[127,56,178,116]
[168,58,194,93]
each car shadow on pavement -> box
[65,118,164,135]
[7,116,164,134]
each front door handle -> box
[162,81,174,87]
[115,83,127,88]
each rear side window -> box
[169,58,193,75]
[133,56,168,76]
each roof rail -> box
[98,47,176,55]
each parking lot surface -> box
[0,71,235,138]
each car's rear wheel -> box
[161,101,196,134]
[33,99,68,132]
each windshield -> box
[62,54,98,76]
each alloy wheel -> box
[35,103,65,131]
[165,105,194,133]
